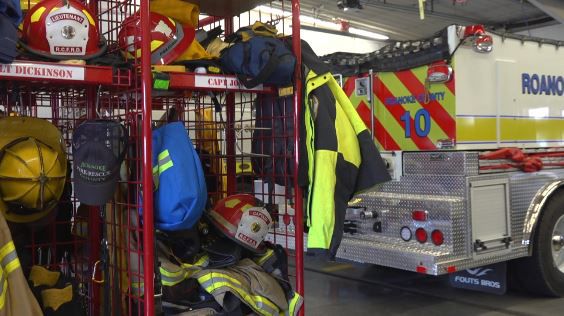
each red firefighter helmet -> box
[21,0,107,60]
[208,194,273,253]
[117,12,195,65]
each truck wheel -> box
[511,191,564,297]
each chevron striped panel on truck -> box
[344,65,456,150]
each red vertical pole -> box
[224,17,237,196]
[140,0,155,314]
[86,85,101,316]
[291,1,305,315]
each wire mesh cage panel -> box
[0,0,304,315]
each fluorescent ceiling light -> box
[349,27,389,40]
[300,15,341,30]
[256,5,287,16]
[255,5,388,40]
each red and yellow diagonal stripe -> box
[344,65,456,150]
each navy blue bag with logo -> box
[0,0,22,63]
[220,36,295,88]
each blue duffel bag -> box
[220,36,296,88]
[151,122,207,231]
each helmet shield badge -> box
[235,207,272,251]
[45,5,89,56]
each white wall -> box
[300,29,385,56]
[516,24,564,41]
[233,10,384,57]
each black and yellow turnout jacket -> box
[299,42,391,258]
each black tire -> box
[509,190,564,297]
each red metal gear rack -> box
[0,1,304,315]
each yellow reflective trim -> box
[456,117,564,143]
[159,269,184,287]
[198,272,239,285]
[254,248,274,266]
[136,39,165,58]
[382,71,448,142]
[0,268,5,310]
[161,279,180,287]
[456,117,496,142]
[153,165,159,174]
[411,66,456,119]
[131,281,143,288]
[206,281,276,315]
[194,255,209,266]
[0,242,15,262]
[158,150,170,161]
[159,267,183,278]
[5,257,20,274]
[286,292,304,316]
[167,17,176,26]
[240,204,253,212]
[151,40,164,52]
[82,9,95,26]
[49,6,59,13]
[198,273,279,315]
[224,198,241,209]
[159,160,173,173]
[30,6,46,23]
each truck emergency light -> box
[415,228,428,243]
[431,230,444,246]
[412,209,428,221]
[400,226,412,241]
[427,61,452,83]
[462,25,493,53]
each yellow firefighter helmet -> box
[0,117,67,223]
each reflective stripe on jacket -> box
[0,213,42,316]
[195,259,303,316]
[159,255,209,287]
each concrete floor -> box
[301,259,564,316]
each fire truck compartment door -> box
[470,177,512,255]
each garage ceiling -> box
[280,0,560,41]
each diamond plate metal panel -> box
[403,151,479,176]
[338,161,564,275]
[339,174,469,272]
[510,170,564,244]
[377,175,467,196]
